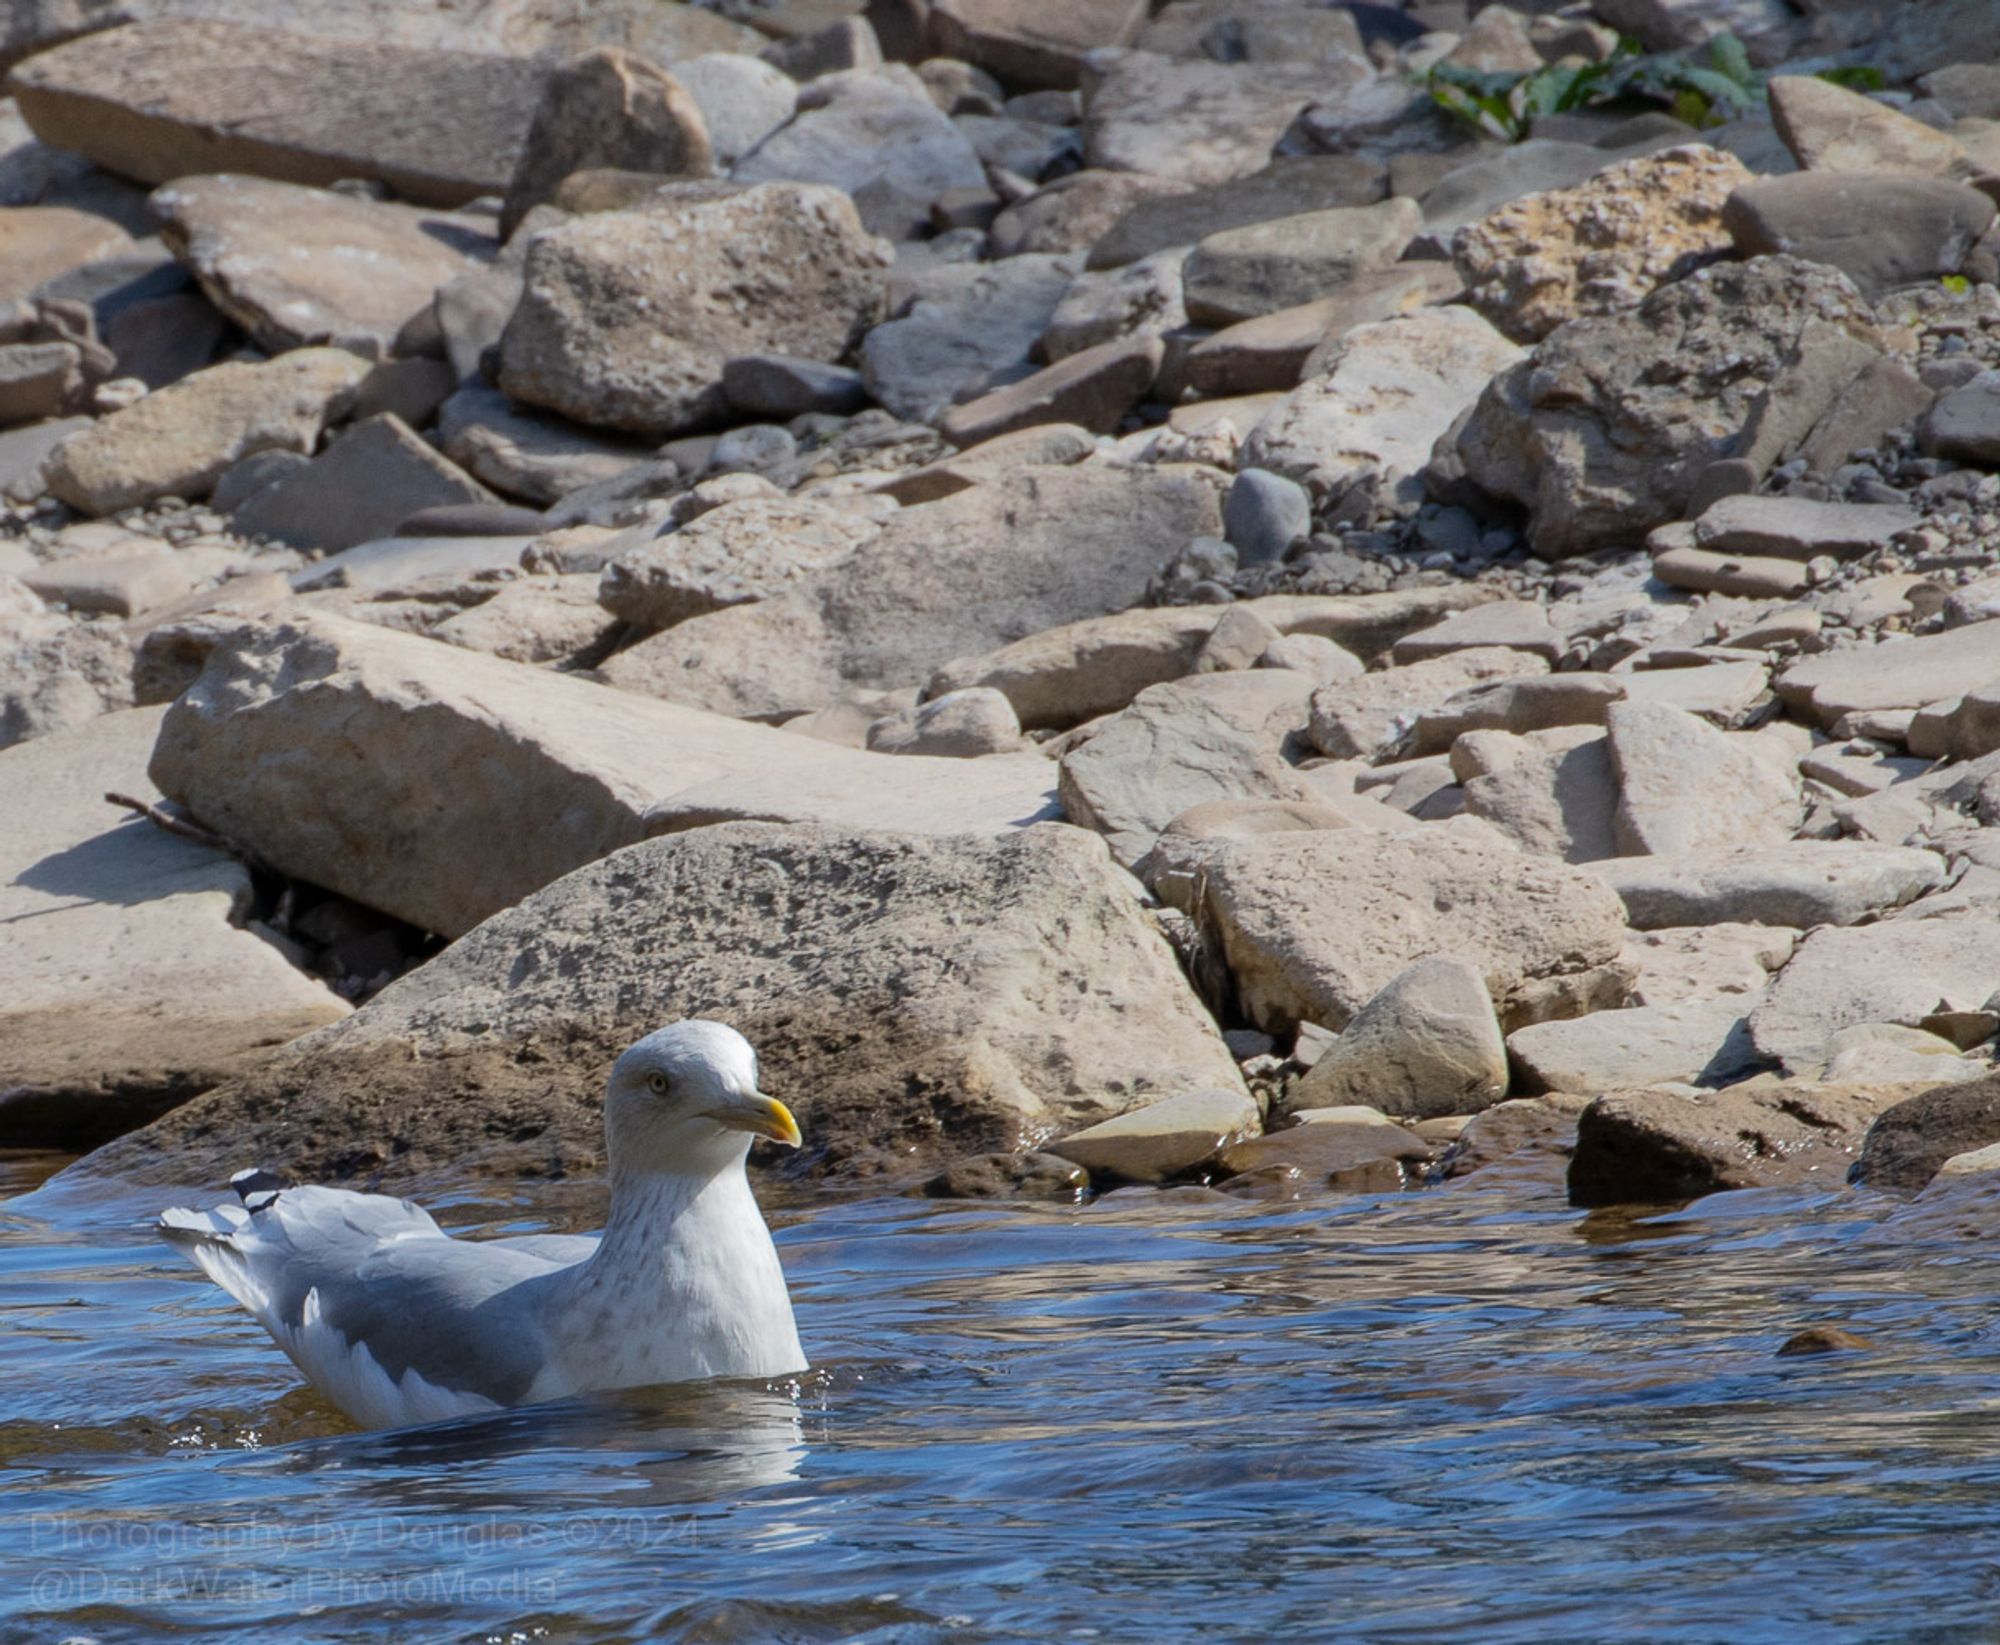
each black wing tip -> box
[229,1167,292,1202]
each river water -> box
[7,1149,2000,1645]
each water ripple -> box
[7,1158,2000,1643]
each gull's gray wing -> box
[161,1184,580,1422]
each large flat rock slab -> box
[1749,914,2000,1072]
[76,821,1245,1190]
[1593,841,1946,929]
[150,614,1060,937]
[1508,999,1752,1093]
[1195,822,1629,1035]
[0,706,348,1150]
[598,463,1223,718]
[46,347,369,515]
[152,174,492,356]
[7,20,547,208]
[1777,623,2000,726]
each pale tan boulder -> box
[148,614,1061,936]
[0,707,348,1149]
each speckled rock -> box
[1453,145,1751,344]
[76,820,1247,1190]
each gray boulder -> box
[1508,999,1753,1094]
[733,67,985,240]
[1058,670,1316,863]
[497,182,891,437]
[1457,256,1881,557]
[1286,956,1509,1119]
[499,48,711,236]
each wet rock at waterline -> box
[76,822,1247,1190]
[1568,1084,1904,1207]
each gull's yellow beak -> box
[708,1091,801,1148]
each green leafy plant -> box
[1418,32,1882,143]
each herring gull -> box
[159,1020,807,1431]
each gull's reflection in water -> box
[247,1376,812,1503]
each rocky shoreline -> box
[4,0,2000,1213]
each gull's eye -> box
[646,1072,671,1097]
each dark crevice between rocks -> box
[0,1071,214,1154]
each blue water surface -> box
[5,1151,2000,1645]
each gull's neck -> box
[586,1160,746,1272]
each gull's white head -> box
[603,1020,800,1177]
